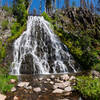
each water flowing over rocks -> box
[11,16,79,75]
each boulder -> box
[33,87,41,92]
[47,78,51,81]
[20,54,34,74]
[91,70,100,78]
[25,86,32,90]
[59,99,69,100]
[50,75,55,79]
[50,81,54,85]
[13,96,19,100]
[61,74,69,81]
[69,76,76,81]
[18,82,29,88]
[10,79,16,84]
[11,87,16,92]
[52,89,64,94]
[0,94,6,100]
[39,78,43,81]
[53,81,70,89]
[64,86,72,92]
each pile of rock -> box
[52,74,75,94]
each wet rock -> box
[63,81,70,87]
[61,74,69,81]
[52,89,64,93]
[64,92,72,96]
[51,75,55,79]
[39,78,43,81]
[0,94,6,100]
[18,82,29,88]
[53,81,70,89]
[44,81,48,83]
[13,96,19,100]
[20,54,34,74]
[10,79,16,84]
[69,76,76,81]
[50,81,54,84]
[55,78,61,82]
[91,70,100,78]
[11,87,16,92]
[47,78,51,81]
[59,99,70,100]
[64,86,72,92]
[25,86,32,90]
[44,88,48,91]
[33,87,41,92]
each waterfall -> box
[10,16,78,75]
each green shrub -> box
[13,0,28,25]
[8,23,26,42]
[0,41,6,62]
[93,63,100,72]
[1,20,9,30]
[74,76,100,100]
[0,75,17,94]
[11,22,21,36]
[41,12,52,23]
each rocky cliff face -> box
[49,7,100,70]
[0,8,14,41]
[51,7,96,32]
[0,8,15,74]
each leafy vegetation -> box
[0,41,6,63]
[0,75,17,94]
[13,0,28,25]
[74,76,100,100]
[41,12,52,22]
[8,23,26,42]
[0,0,28,74]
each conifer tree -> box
[65,0,69,9]
[90,0,94,12]
[13,0,28,25]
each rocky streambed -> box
[5,74,82,100]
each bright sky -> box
[1,0,97,14]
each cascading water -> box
[10,16,79,75]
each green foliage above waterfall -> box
[42,8,100,71]
[12,0,28,25]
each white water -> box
[11,16,78,75]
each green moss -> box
[74,76,100,100]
